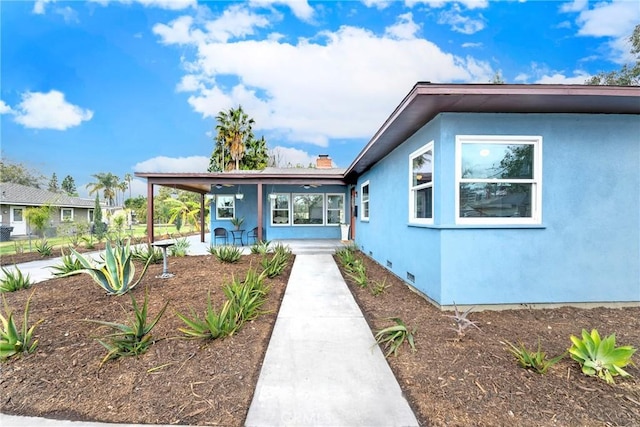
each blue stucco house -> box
[137,83,640,307]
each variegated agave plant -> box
[65,241,153,295]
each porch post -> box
[257,183,263,241]
[146,182,154,244]
[200,193,205,243]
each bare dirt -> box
[1,249,639,426]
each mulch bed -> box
[1,248,639,426]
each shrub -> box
[345,259,367,288]
[0,290,43,361]
[65,241,153,295]
[503,339,564,374]
[209,245,242,263]
[250,240,272,254]
[260,250,290,278]
[569,329,636,384]
[0,267,33,293]
[169,237,190,257]
[51,248,84,276]
[374,317,416,357]
[131,243,163,265]
[176,293,241,339]
[335,246,357,268]
[448,302,481,337]
[35,239,53,257]
[89,291,168,365]
[224,269,268,323]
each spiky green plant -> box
[569,329,636,384]
[51,248,84,277]
[250,240,272,254]
[176,293,241,339]
[345,259,367,288]
[89,291,168,365]
[209,245,242,263]
[0,290,43,361]
[65,241,153,295]
[0,267,33,293]
[260,250,290,278]
[370,278,390,296]
[131,243,164,264]
[335,246,357,268]
[503,339,565,374]
[169,237,190,257]
[224,269,269,323]
[35,239,53,257]
[374,317,416,357]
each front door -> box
[10,206,27,235]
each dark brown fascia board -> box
[343,83,640,181]
[135,173,347,190]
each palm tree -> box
[215,105,255,170]
[165,198,201,231]
[86,172,120,207]
[118,180,128,206]
[124,173,133,200]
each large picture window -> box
[271,194,290,225]
[361,181,370,221]
[456,135,542,224]
[293,194,324,225]
[409,142,434,224]
[216,195,235,220]
[326,194,345,225]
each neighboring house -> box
[136,83,640,307]
[0,182,97,237]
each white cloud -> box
[88,0,196,10]
[361,0,393,10]
[405,0,488,10]
[385,12,421,40]
[33,0,55,14]
[13,90,93,130]
[133,155,210,173]
[55,6,79,23]
[249,0,314,22]
[0,100,13,115]
[559,0,588,13]
[535,72,591,84]
[156,9,493,148]
[461,42,482,48]
[269,146,316,168]
[437,6,485,34]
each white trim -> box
[326,193,345,226]
[270,193,290,226]
[60,207,74,222]
[408,141,435,225]
[455,135,543,225]
[360,181,370,221]
[215,195,235,220]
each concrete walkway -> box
[1,239,418,427]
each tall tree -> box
[124,173,133,200]
[243,136,269,170]
[211,105,255,171]
[48,173,59,193]
[61,175,78,196]
[86,172,120,206]
[0,159,44,188]
[118,180,128,206]
[586,24,640,86]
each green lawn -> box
[0,224,201,256]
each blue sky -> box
[1,0,638,199]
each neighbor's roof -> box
[0,182,96,208]
[344,83,640,180]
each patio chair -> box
[213,227,228,245]
[247,226,264,244]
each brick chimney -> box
[316,154,332,169]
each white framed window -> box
[88,209,94,222]
[409,142,434,224]
[216,195,235,220]
[326,194,345,225]
[271,193,290,225]
[293,194,324,226]
[455,135,542,225]
[360,181,370,221]
[61,208,74,222]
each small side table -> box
[230,229,245,246]
[152,241,175,279]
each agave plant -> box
[50,248,84,277]
[0,266,33,293]
[65,241,153,295]
[89,290,168,364]
[569,329,636,384]
[0,290,43,361]
[448,302,481,337]
[374,317,416,357]
[503,339,565,374]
